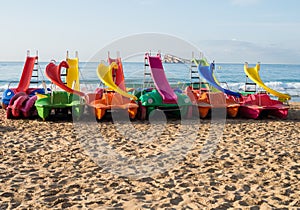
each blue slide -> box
[198,63,241,98]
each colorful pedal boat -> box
[35,91,84,120]
[86,90,138,120]
[6,92,39,119]
[185,87,240,118]
[239,93,289,119]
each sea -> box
[0,62,299,102]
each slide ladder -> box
[60,66,67,86]
[190,61,201,89]
[29,51,40,86]
[191,57,211,91]
[143,55,155,89]
[190,56,209,91]
[244,75,257,94]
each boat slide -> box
[244,62,291,101]
[40,58,138,120]
[45,61,85,97]
[189,58,241,118]
[45,61,137,101]
[35,60,85,120]
[197,62,241,98]
[97,63,137,100]
[5,55,45,118]
[16,56,37,93]
[136,53,192,120]
[107,55,126,91]
[146,53,178,104]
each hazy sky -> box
[1,0,300,63]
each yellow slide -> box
[66,57,80,91]
[97,62,137,100]
[244,62,291,101]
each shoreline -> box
[1,102,300,119]
[288,102,300,120]
[0,107,300,209]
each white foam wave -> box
[1,81,300,101]
[224,82,300,97]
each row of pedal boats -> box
[1,52,290,121]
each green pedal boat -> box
[35,91,84,120]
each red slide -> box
[45,61,85,97]
[107,56,126,91]
[16,56,38,93]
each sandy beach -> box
[0,104,300,209]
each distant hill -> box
[163,54,191,64]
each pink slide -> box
[16,56,37,93]
[146,54,178,104]
[45,61,85,97]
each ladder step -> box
[191,65,197,68]
[30,81,39,84]
[191,77,199,79]
[144,73,151,75]
[245,83,256,85]
[144,64,149,66]
[191,70,198,73]
[191,82,208,84]
[31,76,38,78]
[61,74,67,76]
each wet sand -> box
[0,104,299,209]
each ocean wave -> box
[223,82,300,96]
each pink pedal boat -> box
[239,93,289,119]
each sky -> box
[0,0,300,63]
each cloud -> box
[229,0,260,6]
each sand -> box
[0,104,299,209]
